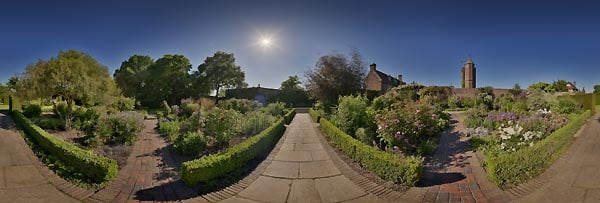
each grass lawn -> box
[0,104,8,110]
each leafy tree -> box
[0,84,7,104]
[509,83,523,97]
[552,80,568,92]
[305,50,366,107]
[6,77,19,92]
[594,85,600,94]
[528,82,552,92]
[195,51,245,98]
[113,55,153,99]
[144,54,193,106]
[18,50,115,129]
[280,75,302,90]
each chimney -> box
[398,74,403,83]
[370,63,376,71]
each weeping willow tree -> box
[17,50,119,130]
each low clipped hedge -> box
[12,111,117,183]
[283,109,296,124]
[318,118,422,186]
[181,109,295,186]
[485,110,591,188]
[309,108,321,123]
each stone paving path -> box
[0,111,77,203]
[88,115,196,202]
[517,113,600,203]
[219,113,384,203]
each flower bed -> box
[475,110,591,188]
[12,111,118,184]
[180,109,294,186]
[319,118,422,186]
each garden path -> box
[420,112,511,203]
[215,113,386,203]
[0,111,77,202]
[517,113,600,202]
[87,115,196,202]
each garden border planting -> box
[181,109,295,186]
[309,108,320,123]
[318,118,422,186]
[12,111,118,184]
[484,110,591,188]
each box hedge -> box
[181,109,294,186]
[12,111,117,183]
[309,108,321,123]
[318,118,422,186]
[485,110,591,188]
[283,109,296,124]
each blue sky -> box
[1,0,599,91]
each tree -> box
[144,54,193,106]
[509,83,523,97]
[18,50,115,129]
[528,82,552,92]
[113,55,153,99]
[552,80,568,92]
[305,50,366,107]
[593,85,600,94]
[195,51,245,98]
[280,75,302,90]
[6,76,19,92]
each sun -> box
[260,37,271,47]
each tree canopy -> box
[305,50,366,106]
[195,51,245,97]
[144,54,194,106]
[280,75,303,91]
[594,85,600,94]
[113,55,153,99]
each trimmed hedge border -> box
[12,111,117,184]
[485,110,592,188]
[309,108,320,123]
[318,118,422,186]
[181,109,295,186]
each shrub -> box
[90,111,144,145]
[111,97,136,111]
[319,119,422,186]
[174,131,207,156]
[241,111,277,136]
[283,109,296,124]
[484,110,591,188]
[203,108,242,146]
[159,120,181,142]
[331,95,370,137]
[554,97,580,115]
[23,104,42,118]
[162,100,171,115]
[261,102,286,116]
[217,98,257,114]
[32,116,65,130]
[181,112,290,186]
[180,101,200,118]
[309,108,322,123]
[12,111,117,183]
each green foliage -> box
[162,100,172,115]
[526,90,551,111]
[12,111,117,184]
[318,119,422,186]
[305,50,366,105]
[174,131,207,156]
[32,116,65,130]
[181,112,291,186]
[331,95,370,137]
[110,96,136,111]
[261,102,286,116]
[267,89,313,108]
[594,85,600,94]
[241,111,277,136]
[180,99,200,118]
[283,109,296,124]
[142,54,194,107]
[23,104,42,118]
[309,108,322,123]
[159,120,181,142]
[552,80,569,92]
[204,108,242,146]
[217,98,257,114]
[86,112,145,146]
[528,82,552,92]
[484,110,591,188]
[554,97,581,115]
[195,51,246,98]
[280,75,302,91]
[113,55,153,99]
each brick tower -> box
[461,59,476,88]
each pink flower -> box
[393,146,400,151]
[416,109,421,114]
[394,131,403,139]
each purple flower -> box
[394,131,403,139]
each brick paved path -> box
[88,115,196,202]
[216,113,385,203]
[0,111,78,202]
[420,112,510,203]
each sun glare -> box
[261,37,271,47]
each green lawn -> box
[0,104,8,110]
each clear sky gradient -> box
[1,0,599,91]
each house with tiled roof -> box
[365,63,405,95]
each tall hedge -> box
[319,118,422,186]
[181,109,295,186]
[12,111,117,183]
[485,110,591,188]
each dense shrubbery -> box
[261,102,286,117]
[241,111,276,136]
[203,107,242,146]
[85,111,145,146]
[319,119,422,186]
[309,108,322,123]
[331,95,371,138]
[181,113,289,186]
[159,120,181,142]
[32,116,65,130]
[174,131,207,156]
[23,104,42,118]
[217,98,257,114]
[12,111,117,184]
